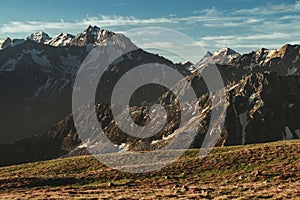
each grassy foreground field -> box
[0,140,299,199]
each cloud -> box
[233,1,300,15]
[193,7,221,16]
[0,14,251,36]
[0,15,177,34]
[202,18,263,27]
[201,32,299,42]
[2,1,264,36]
[280,15,300,20]
[194,1,300,53]
[256,20,300,33]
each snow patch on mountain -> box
[287,66,298,75]
[239,112,249,145]
[264,50,277,63]
[27,49,51,69]
[283,127,293,140]
[117,143,129,152]
[292,55,299,63]
[46,33,74,47]
[151,131,178,145]
[295,129,300,138]
[0,58,19,72]
[59,54,81,76]
[33,77,52,97]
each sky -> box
[1,0,300,54]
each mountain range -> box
[0,25,299,166]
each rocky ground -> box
[0,139,299,199]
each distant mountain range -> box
[0,25,299,166]
[0,25,116,49]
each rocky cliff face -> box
[0,26,299,166]
[70,25,115,47]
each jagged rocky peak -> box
[272,44,299,58]
[191,51,220,72]
[278,43,293,52]
[98,29,114,41]
[83,25,101,39]
[255,48,270,58]
[192,51,213,70]
[212,47,240,65]
[240,48,270,63]
[240,47,276,65]
[0,37,12,49]
[257,44,300,65]
[71,25,115,46]
[213,47,239,56]
[46,33,75,47]
[27,31,52,43]
[204,51,213,58]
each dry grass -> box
[0,140,299,199]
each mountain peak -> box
[85,25,101,32]
[27,31,51,43]
[203,51,213,58]
[82,25,101,38]
[45,33,75,47]
[277,44,294,55]
[72,25,115,46]
[214,47,239,56]
[211,47,240,65]
[0,37,12,49]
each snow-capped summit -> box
[213,47,238,57]
[0,37,12,49]
[27,31,51,43]
[45,33,74,47]
[193,48,240,70]
[212,47,240,65]
[71,25,115,46]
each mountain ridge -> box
[2,26,299,65]
[0,25,299,166]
